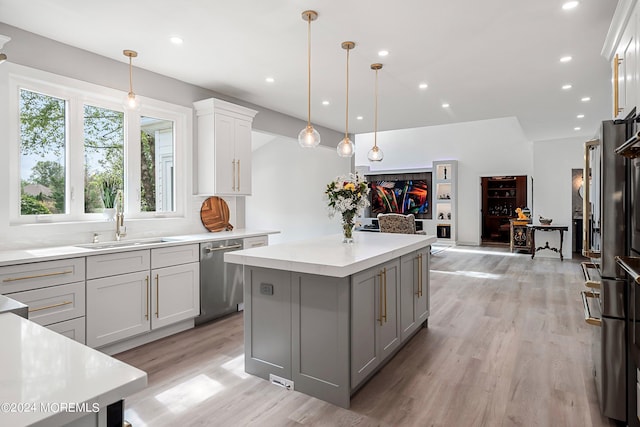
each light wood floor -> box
[115,247,618,426]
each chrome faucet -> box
[115,190,127,241]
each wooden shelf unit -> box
[481,176,527,245]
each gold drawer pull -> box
[155,274,160,318]
[585,280,601,290]
[3,270,73,283]
[28,300,72,313]
[581,290,601,327]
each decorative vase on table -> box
[102,207,116,221]
[325,172,370,244]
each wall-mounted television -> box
[368,175,432,219]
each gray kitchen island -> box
[224,231,436,408]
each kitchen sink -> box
[75,237,170,250]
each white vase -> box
[103,208,116,221]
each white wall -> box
[355,117,534,245]
[246,134,351,244]
[531,136,584,259]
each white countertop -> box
[225,231,436,278]
[0,229,278,267]
[0,313,147,427]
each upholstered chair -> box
[377,213,416,234]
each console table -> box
[527,224,569,260]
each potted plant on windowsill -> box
[101,176,119,220]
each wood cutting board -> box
[200,196,233,232]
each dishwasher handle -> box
[204,244,243,253]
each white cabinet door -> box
[400,248,430,341]
[151,262,200,330]
[214,112,236,195]
[86,271,151,348]
[415,248,429,325]
[234,118,252,195]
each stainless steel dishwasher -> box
[196,239,244,325]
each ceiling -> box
[0,0,618,142]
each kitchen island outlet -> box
[224,232,435,408]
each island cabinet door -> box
[400,247,430,341]
[351,258,401,389]
[291,273,350,408]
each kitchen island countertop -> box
[224,231,436,278]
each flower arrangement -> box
[325,172,370,242]
[101,176,120,209]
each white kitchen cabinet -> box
[86,270,151,348]
[0,258,86,343]
[194,98,258,196]
[243,235,269,249]
[86,244,199,348]
[400,248,429,341]
[605,2,639,119]
[351,258,401,388]
[151,262,200,329]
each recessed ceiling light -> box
[442,103,450,108]
[378,50,389,57]
[265,77,275,83]
[574,127,581,131]
[577,114,585,118]
[562,1,579,10]
[322,100,330,106]
[562,84,572,90]
[581,96,591,102]
[419,83,428,90]
[356,116,363,120]
[560,56,572,63]
[169,36,183,45]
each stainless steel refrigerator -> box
[583,119,628,423]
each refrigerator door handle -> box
[583,139,602,259]
[581,290,602,326]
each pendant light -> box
[298,10,321,148]
[0,35,10,65]
[123,49,140,111]
[367,63,384,162]
[337,41,355,157]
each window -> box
[140,116,175,213]
[19,89,67,215]
[84,105,124,213]
[9,65,191,224]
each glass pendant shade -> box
[367,145,383,161]
[337,136,355,157]
[298,125,321,148]
[124,91,140,111]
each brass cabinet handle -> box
[580,261,601,290]
[416,253,423,297]
[581,290,602,327]
[28,300,72,313]
[232,160,236,191]
[382,267,387,323]
[237,159,241,191]
[155,274,160,318]
[378,270,384,325]
[3,270,73,282]
[614,54,623,117]
[145,275,149,320]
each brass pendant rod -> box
[374,67,378,148]
[306,14,311,127]
[129,55,134,94]
[345,46,350,139]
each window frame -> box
[8,64,192,225]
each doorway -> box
[572,168,584,254]
[481,175,528,246]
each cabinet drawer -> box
[48,317,86,344]
[151,244,199,269]
[87,250,150,279]
[10,281,85,326]
[243,235,268,249]
[0,258,85,294]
